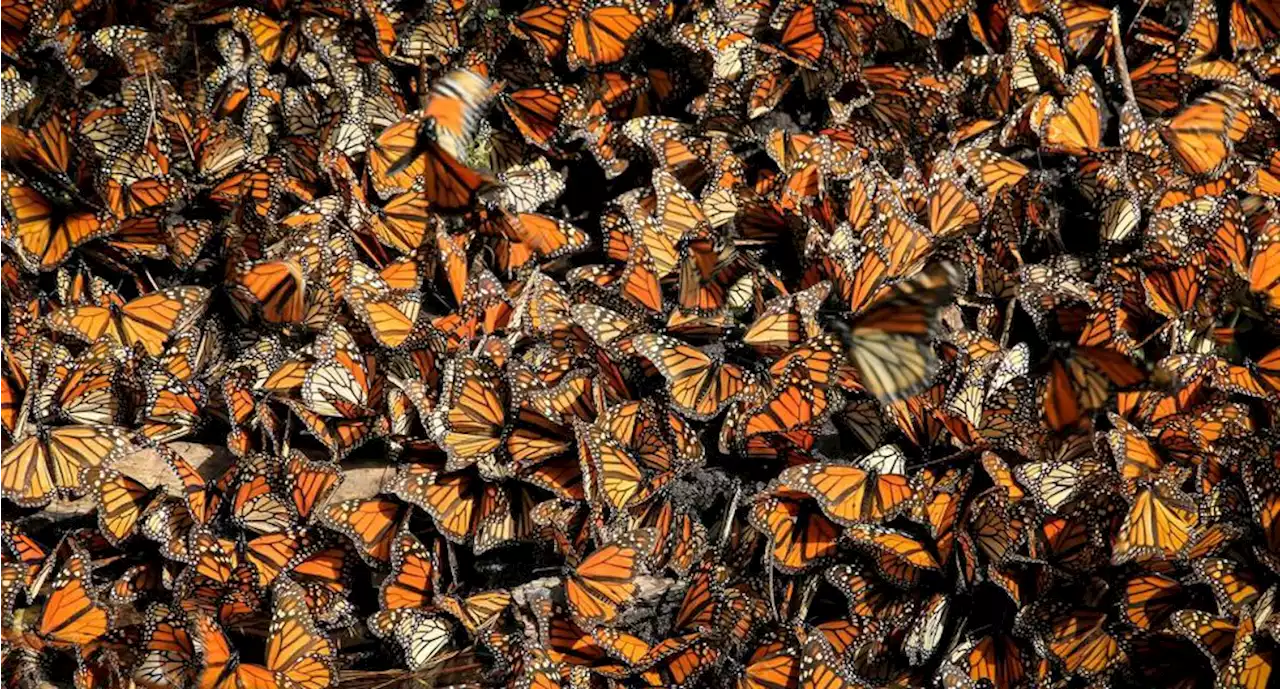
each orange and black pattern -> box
[2,0,1279,687]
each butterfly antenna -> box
[142,266,159,292]
[1126,0,1151,36]
[907,447,982,471]
[1135,319,1175,349]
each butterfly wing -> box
[566,539,642,624]
[119,287,212,356]
[834,263,958,402]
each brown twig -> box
[1110,9,1138,109]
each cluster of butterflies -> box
[2,0,1280,686]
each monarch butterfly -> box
[904,592,950,667]
[298,323,380,419]
[1043,346,1146,432]
[1,522,48,598]
[179,528,260,621]
[1216,627,1275,689]
[430,354,507,467]
[1212,348,1280,402]
[287,401,388,461]
[386,464,528,550]
[1,8,33,64]
[775,446,912,526]
[937,633,1026,689]
[1122,574,1186,630]
[1013,449,1105,514]
[437,589,511,634]
[502,382,581,475]
[192,578,335,689]
[374,190,437,254]
[830,262,960,403]
[91,25,165,74]
[1034,506,1110,574]
[825,563,915,628]
[1194,557,1262,617]
[926,164,982,240]
[749,489,840,573]
[1039,66,1103,156]
[217,7,297,65]
[532,498,594,562]
[368,70,495,210]
[564,535,647,624]
[675,239,754,316]
[157,325,223,385]
[33,344,121,428]
[882,0,970,36]
[138,367,205,443]
[1,173,116,272]
[733,399,812,463]
[793,623,869,689]
[1014,601,1125,679]
[1228,0,1280,50]
[512,645,564,689]
[509,273,583,352]
[228,456,297,534]
[958,490,1023,578]
[48,286,210,358]
[567,0,663,70]
[487,157,569,214]
[369,608,455,671]
[772,4,824,68]
[629,499,707,575]
[537,602,631,675]
[1110,479,1199,564]
[1,424,132,507]
[227,257,308,326]
[488,211,592,274]
[155,442,233,525]
[908,467,970,566]
[346,260,426,349]
[580,399,703,513]
[284,453,343,520]
[843,525,942,588]
[94,468,158,546]
[631,334,748,420]
[503,84,580,150]
[511,0,581,62]
[107,561,160,605]
[320,497,407,566]
[39,545,110,647]
[638,639,719,688]
[743,282,831,355]
[133,604,196,689]
[1160,86,1253,176]
[100,145,184,219]
[136,494,196,563]
[1169,609,1237,668]
[961,148,1030,199]
[236,527,309,589]
[380,527,439,612]
[736,639,800,689]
